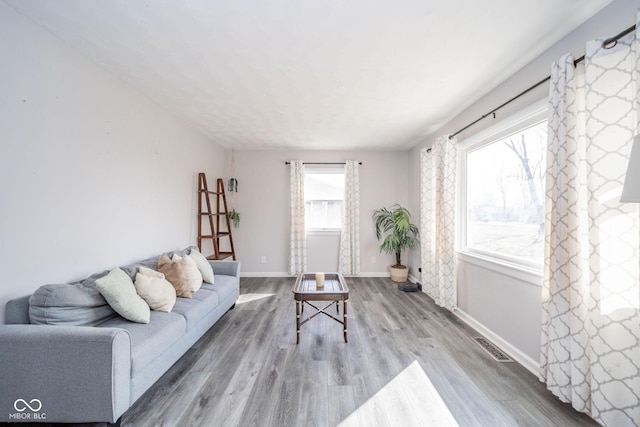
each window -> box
[460,101,547,273]
[304,168,344,232]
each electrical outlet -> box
[261,256,267,264]
[371,256,376,264]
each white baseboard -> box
[453,308,540,377]
[352,272,390,278]
[240,272,292,277]
[240,272,391,278]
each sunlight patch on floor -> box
[339,360,459,427]
[236,293,275,304]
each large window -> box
[304,168,344,232]
[460,102,547,271]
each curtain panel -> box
[420,137,458,311]
[339,160,360,275]
[289,160,306,275]
[541,14,640,426]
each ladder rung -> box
[206,252,234,260]
[200,190,222,195]
[200,233,231,238]
[198,213,228,216]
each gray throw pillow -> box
[29,284,116,326]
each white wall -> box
[0,3,224,323]
[407,0,638,368]
[224,149,410,275]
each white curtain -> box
[289,160,306,275]
[420,136,457,311]
[339,160,360,275]
[541,16,640,427]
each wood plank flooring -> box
[0,277,568,426]
[116,276,598,427]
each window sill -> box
[457,251,542,287]
[306,229,341,236]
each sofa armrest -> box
[5,295,31,324]
[0,325,131,423]
[210,260,241,278]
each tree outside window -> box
[465,121,547,264]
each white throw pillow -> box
[180,254,203,292]
[134,269,177,312]
[96,268,150,324]
[188,249,215,284]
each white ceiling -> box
[6,0,613,150]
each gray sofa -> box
[0,247,240,424]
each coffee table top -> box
[293,272,349,301]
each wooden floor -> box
[114,276,597,427]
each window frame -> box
[457,99,547,285]
[304,165,345,235]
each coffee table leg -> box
[296,301,301,344]
[343,300,348,343]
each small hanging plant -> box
[228,209,240,228]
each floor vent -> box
[474,337,512,362]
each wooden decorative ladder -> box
[197,173,236,260]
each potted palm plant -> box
[372,204,419,282]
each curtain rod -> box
[285,161,362,165]
[448,23,636,140]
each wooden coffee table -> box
[293,272,349,343]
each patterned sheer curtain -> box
[420,136,457,311]
[540,16,640,427]
[339,160,360,275]
[289,160,306,275]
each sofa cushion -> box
[96,268,150,324]
[169,247,193,258]
[78,270,110,289]
[171,289,219,330]
[98,311,187,376]
[134,268,177,312]
[188,249,215,284]
[201,274,238,304]
[119,255,160,280]
[29,284,117,326]
[157,253,202,298]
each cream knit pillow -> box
[134,267,177,312]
